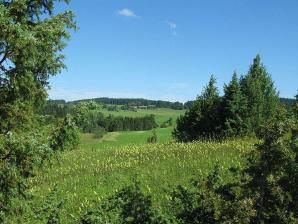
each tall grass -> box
[18,139,255,223]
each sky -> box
[48,0,298,102]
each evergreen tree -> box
[173,75,221,141]
[0,1,76,220]
[243,108,298,223]
[293,92,298,119]
[221,72,249,137]
[240,55,279,132]
[0,0,76,133]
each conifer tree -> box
[0,0,76,133]
[221,72,249,137]
[173,75,221,141]
[294,92,298,119]
[240,55,279,132]
[244,109,298,223]
[0,1,76,220]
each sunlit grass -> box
[22,138,255,223]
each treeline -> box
[104,115,157,132]
[40,99,183,118]
[73,102,157,133]
[42,95,295,119]
[173,55,296,141]
[280,97,296,110]
[73,97,184,110]
[42,100,71,118]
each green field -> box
[99,107,185,125]
[80,107,185,145]
[17,108,255,223]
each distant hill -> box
[280,97,296,110]
[70,97,184,110]
[46,97,295,112]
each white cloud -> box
[167,21,177,29]
[117,8,137,18]
[166,21,177,36]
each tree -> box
[173,75,222,141]
[0,131,52,220]
[147,129,157,143]
[49,115,79,152]
[221,72,249,137]
[293,92,298,119]
[240,55,279,133]
[80,181,174,224]
[0,0,76,220]
[0,0,76,133]
[244,109,296,223]
[171,110,298,223]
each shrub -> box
[34,187,64,224]
[0,131,52,220]
[49,115,79,152]
[147,130,158,143]
[93,128,106,139]
[80,180,175,224]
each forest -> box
[0,0,298,223]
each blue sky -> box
[48,0,298,102]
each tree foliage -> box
[0,0,77,220]
[80,180,174,224]
[49,115,79,152]
[221,72,249,137]
[0,0,76,133]
[241,108,297,223]
[173,75,221,141]
[293,92,298,119]
[0,131,52,220]
[173,55,280,141]
[240,55,279,132]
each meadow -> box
[98,107,185,125]
[15,108,256,223]
[80,106,185,144]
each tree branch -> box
[0,52,8,65]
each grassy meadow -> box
[14,108,257,223]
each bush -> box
[49,115,79,152]
[160,118,173,128]
[80,180,175,224]
[34,187,64,224]
[147,130,158,143]
[93,128,106,139]
[0,131,52,220]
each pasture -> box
[20,133,255,223]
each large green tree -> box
[294,92,298,119]
[0,0,76,220]
[0,0,76,133]
[173,75,222,141]
[221,72,249,137]
[240,55,279,132]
